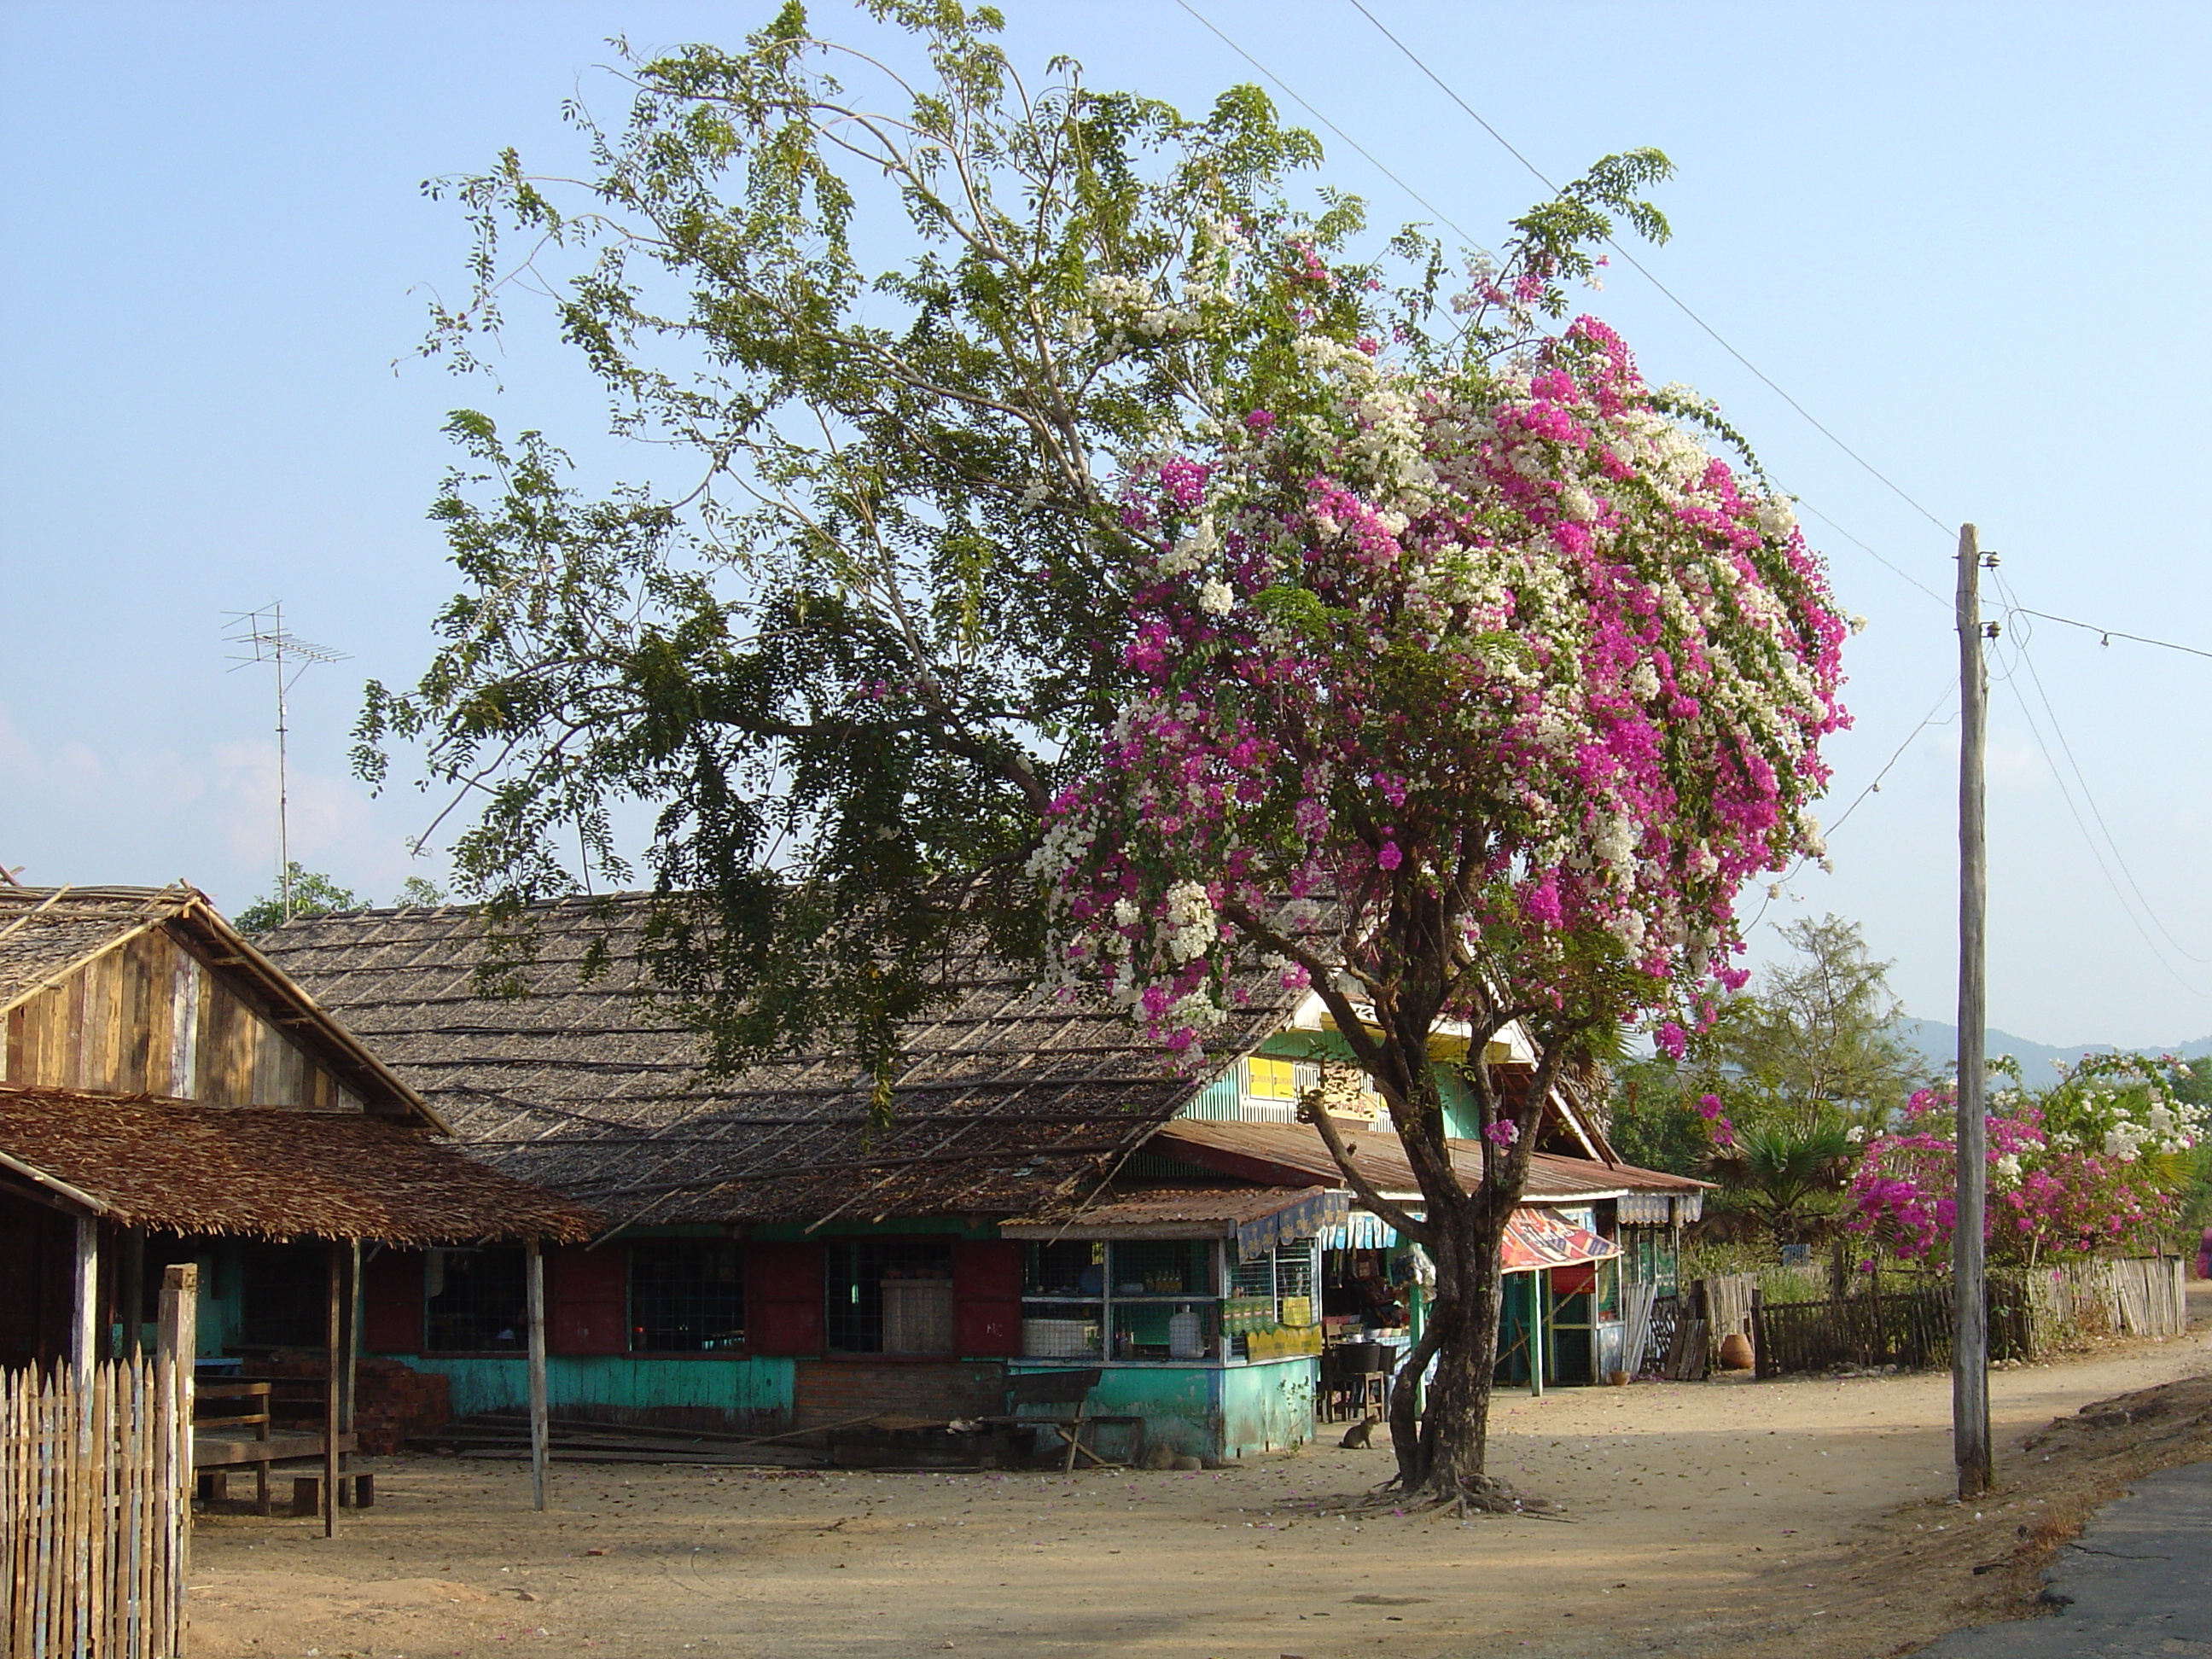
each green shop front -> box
[999,1185,1348,1462]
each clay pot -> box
[1717,1332,1756,1371]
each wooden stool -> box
[289,1473,374,1515]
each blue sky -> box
[3,2,2207,1046]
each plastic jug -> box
[1168,1304,1204,1359]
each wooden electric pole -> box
[1953,522,1992,1499]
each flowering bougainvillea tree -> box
[1034,225,1848,1499]
[1846,1054,2206,1271]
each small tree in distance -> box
[233,864,359,932]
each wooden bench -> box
[193,1379,365,1514]
[975,1369,1144,1474]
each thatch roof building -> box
[254,895,1303,1231]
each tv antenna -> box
[224,602,349,922]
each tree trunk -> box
[1388,1199,1511,1499]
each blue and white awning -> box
[1318,1210,1400,1250]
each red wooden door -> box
[363,1248,425,1355]
[954,1240,1022,1357]
[549,1244,628,1355]
[748,1242,825,1356]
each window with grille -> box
[424,1246,527,1352]
[240,1243,327,1348]
[826,1238,954,1354]
[629,1240,745,1353]
[1226,1242,1319,1357]
[1020,1240,1223,1361]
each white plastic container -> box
[1167,1304,1205,1360]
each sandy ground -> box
[188,1289,2212,1659]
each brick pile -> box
[352,1359,451,1454]
[248,1352,453,1455]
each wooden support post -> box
[1528,1272,1545,1399]
[323,1243,341,1538]
[1953,522,1993,1500]
[158,1260,199,1598]
[338,1241,360,1505]
[526,1237,550,1511]
[121,1225,146,1359]
[72,1213,100,1388]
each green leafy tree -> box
[233,864,360,932]
[394,876,449,908]
[362,3,1846,1503]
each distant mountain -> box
[1895,1018,2212,1086]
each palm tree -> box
[1704,1117,1858,1249]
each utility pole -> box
[1953,522,1992,1499]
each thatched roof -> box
[0,1083,598,1243]
[0,883,434,1123]
[255,897,1304,1230]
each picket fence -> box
[3,1358,193,1659]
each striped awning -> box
[1501,1207,1618,1272]
[1318,1210,1400,1250]
[1235,1187,1349,1255]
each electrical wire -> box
[1988,578,2212,971]
[1738,679,1957,934]
[2004,606,2212,665]
[1342,0,1959,542]
[1173,0,1479,248]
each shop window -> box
[826,1238,954,1354]
[240,1243,327,1348]
[1019,1240,1223,1361]
[630,1241,745,1353]
[1226,1242,1318,1358]
[425,1246,527,1353]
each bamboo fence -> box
[3,1356,191,1659]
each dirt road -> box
[188,1313,2212,1659]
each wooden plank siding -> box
[1,925,364,1111]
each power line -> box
[1173,0,1478,248]
[1342,0,1958,542]
[1990,582,2212,969]
[2005,606,2212,665]
[1741,678,1956,934]
[1980,584,2207,997]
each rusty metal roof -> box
[1148,1119,1709,1203]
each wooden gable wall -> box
[1,923,365,1110]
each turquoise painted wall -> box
[1438,1068,1480,1139]
[1175,1068,1243,1121]
[1219,1358,1316,1457]
[1009,1359,1317,1461]
[392,1353,796,1425]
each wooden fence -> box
[1749,1258,2188,1379]
[2029,1257,2189,1342]
[3,1265,195,1659]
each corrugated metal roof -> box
[1148,1119,1709,1203]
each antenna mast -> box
[224,602,349,921]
